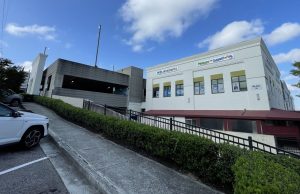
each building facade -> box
[144,38,300,148]
[40,59,145,109]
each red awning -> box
[144,109,300,121]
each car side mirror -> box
[12,111,20,118]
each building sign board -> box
[157,67,178,75]
[198,54,234,66]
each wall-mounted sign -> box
[157,67,178,75]
[251,84,262,90]
[198,54,234,66]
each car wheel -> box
[21,128,42,148]
[10,99,20,107]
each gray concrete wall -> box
[57,59,129,86]
[41,61,60,97]
[118,66,145,103]
[41,59,131,107]
[53,88,128,107]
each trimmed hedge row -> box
[233,152,300,194]
[33,96,300,193]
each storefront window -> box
[231,119,257,133]
[200,118,224,130]
[186,119,197,128]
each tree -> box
[0,57,26,92]
[290,61,300,97]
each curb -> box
[47,129,120,194]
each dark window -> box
[176,84,184,96]
[153,87,159,98]
[163,86,171,97]
[185,119,197,128]
[62,75,128,96]
[200,118,223,130]
[264,120,291,127]
[46,75,52,91]
[232,75,247,92]
[231,119,257,133]
[211,78,224,94]
[194,81,204,95]
[0,104,12,117]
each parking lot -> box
[0,140,69,194]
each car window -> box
[8,89,16,95]
[0,105,12,117]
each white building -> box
[145,37,292,112]
[144,37,300,148]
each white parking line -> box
[0,157,48,176]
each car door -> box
[0,104,24,145]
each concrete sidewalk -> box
[24,102,220,194]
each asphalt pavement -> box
[0,142,69,194]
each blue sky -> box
[1,0,300,109]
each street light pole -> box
[94,25,102,68]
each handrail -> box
[83,100,300,159]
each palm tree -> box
[290,61,300,97]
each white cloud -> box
[16,61,32,72]
[287,83,300,92]
[5,23,56,40]
[273,48,300,64]
[120,0,218,52]
[283,74,298,81]
[198,20,264,50]
[198,21,300,50]
[264,23,300,46]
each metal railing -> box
[83,100,300,159]
[127,109,300,159]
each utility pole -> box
[94,25,102,68]
[43,47,48,55]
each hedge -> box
[233,152,300,194]
[33,96,300,193]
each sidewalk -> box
[24,102,220,194]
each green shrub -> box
[21,93,35,102]
[233,152,300,194]
[33,96,300,193]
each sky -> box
[0,0,300,109]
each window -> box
[231,70,247,92]
[200,118,223,130]
[0,104,12,117]
[230,119,257,133]
[62,75,128,96]
[46,75,52,91]
[186,119,197,128]
[194,77,204,95]
[175,81,184,96]
[153,87,159,98]
[211,74,224,94]
[163,86,171,97]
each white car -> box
[0,103,49,148]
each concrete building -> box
[144,37,300,148]
[281,81,294,111]
[27,53,47,95]
[40,59,145,109]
